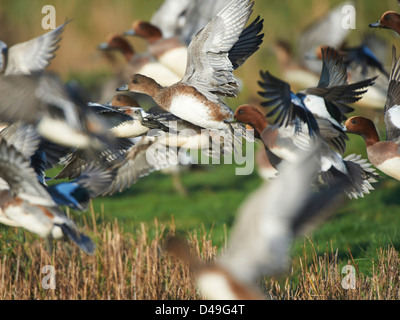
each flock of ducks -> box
[1,0,400,300]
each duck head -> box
[369,11,400,33]
[124,20,163,43]
[234,105,268,135]
[98,34,134,61]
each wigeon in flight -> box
[110,94,140,108]
[117,0,263,140]
[0,121,113,211]
[56,107,230,195]
[235,48,379,198]
[0,72,120,154]
[98,34,181,87]
[0,21,69,75]
[55,99,229,194]
[234,104,378,199]
[0,139,95,254]
[258,46,376,153]
[345,46,400,181]
[312,43,389,110]
[87,102,152,139]
[124,21,188,78]
[166,146,349,299]
[0,122,70,185]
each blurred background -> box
[0,0,396,102]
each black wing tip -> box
[58,223,96,255]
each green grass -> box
[90,161,263,246]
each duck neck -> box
[250,116,269,136]
[117,41,134,62]
[146,27,163,44]
[123,48,134,62]
[363,126,380,148]
[146,82,164,102]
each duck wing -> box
[384,46,400,143]
[181,0,254,102]
[5,21,69,75]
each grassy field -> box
[1,0,400,299]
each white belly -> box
[111,120,149,138]
[0,208,21,227]
[4,205,53,238]
[377,157,400,181]
[169,95,230,130]
[268,146,298,163]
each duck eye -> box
[132,79,139,84]
[385,14,391,21]
[351,119,357,125]
[238,110,244,115]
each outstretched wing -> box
[318,46,348,89]
[182,0,254,102]
[5,21,69,75]
[228,15,264,70]
[384,46,400,142]
[258,70,319,137]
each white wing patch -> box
[303,94,341,128]
[388,105,400,130]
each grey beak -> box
[369,21,382,28]
[116,84,129,92]
[304,52,318,61]
[97,42,110,50]
[224,119,237,124]
[123,29,136,36]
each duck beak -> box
[224,119,237,124]
[304,52,318,61]
[116,84,129,92]
[123,29,136,36]
[97,42,110,50]
[369,20,382,28]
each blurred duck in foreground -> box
[117,0,263,142]
[166,145,349,299]
[0,134,99,254]
[235,47,379,199]
[55,99,232,196]
[0,21,69,76]
[345,46,400,181]
[0,72,121,155]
